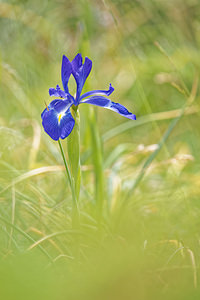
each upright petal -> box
[82,57,92,85]
[61,55,72,93]
[80,96,136,120]
[71,53,82,76]
[79,84,114,101]
[71,54,92,103]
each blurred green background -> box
[0,0,200,299]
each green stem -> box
[58,139,79,225]
[67,106,81,201]
[58,139,72,187]
[89,107,104,219]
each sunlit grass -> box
[0,0,200,299]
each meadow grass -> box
[0,0,200,299]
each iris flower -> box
[41,54,136,140]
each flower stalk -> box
[67,105,81,201]
[88,107,104,218]
[58,139,79,227]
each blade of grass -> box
[8,185,16,250]
[58,139,80,227]
[102,105,198,142]
[154,41,190,96]
[28,230,76,251]
[0,166,65,194]
[0,216,53,262]
[186,248,197,289]
[121,75,198,208]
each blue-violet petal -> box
[71,54,92,102]
[80,96,136,120]
[61,55,72,93]
[49,85,67,98]
[79,83,114,101]
[42,108,75,141]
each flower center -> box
[58,111,65,124]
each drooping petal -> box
[71,54,92,103]
[79,84,114,101]
[60,111,75,139]
[42,109,62,141]
[53,98,74,113]
[49,85,67,98]
[61,55,72,93]
[41,99,61,119]
[41,107,75,141]
[41,98,74,119]
[80,96,136,120]
[109,102,136,120]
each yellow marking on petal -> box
[58,114,62,124]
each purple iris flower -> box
[41,54,136,141]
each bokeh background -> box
[0,0,200,299]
